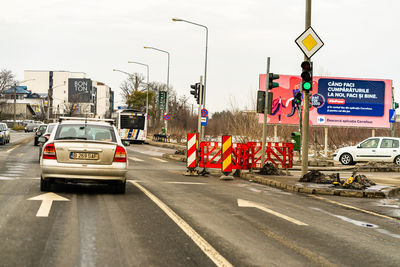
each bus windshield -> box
[120,115,145,130]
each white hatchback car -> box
[333,137,400,165]
[39,117,129,193]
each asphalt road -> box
[0,136,399,266]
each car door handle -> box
[372,150,376,152]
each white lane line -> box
[6,144,22,153]
[151,157,167,163]
[165,182,206,185]
[128,181,233,267]
[5,169,25,174]
[0,177,16,180]
[129,157,144,162]
[237,199,308,226]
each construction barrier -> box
[192,137,293,172]
[247,142,294,169]
[186,133,198,169]
[221,136,232,174]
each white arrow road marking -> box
[28,193,70,217]
[237,199,308,226]
[129,156,144,162]
[151,157,167,163]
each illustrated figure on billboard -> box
[271,96,286,122]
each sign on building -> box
[258,74,392,128]
[68,78,93,103]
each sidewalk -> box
[238,171,400,199]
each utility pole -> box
[13,83,17,128]
[261,57,271,165]
[301,0,312,177]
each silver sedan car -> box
[40,117,129,193]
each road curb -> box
[239,172,400,198]
[146,139,186,151]
[162,154,186,162]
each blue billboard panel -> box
[317,78,385,117]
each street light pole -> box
[128,61,150,117]
[144,46,170,137]
[172,18,208,139]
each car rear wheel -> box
[113,181,126,194]
[394,156,400,166]
[339,153,354,165]
[40,176,51,192]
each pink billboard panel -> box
[259,75,392,128]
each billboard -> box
[259,75,392,128]
[68,78,92,103]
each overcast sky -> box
[1,0,399,113]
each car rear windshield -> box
[38,125,47,132]
[55,124,117,142]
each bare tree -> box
[0,69,16,93]
[120,73,146,104]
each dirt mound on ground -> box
[260,163,285,176]
[175,149,185,155]
[343,174,376,190]
[299,170,336,184]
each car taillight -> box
[113,146,127,162]
[43,143,57,160]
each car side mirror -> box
[38,136,47,143]
[123,141,130,147]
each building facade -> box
[23,70,113,119]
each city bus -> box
[116,109,147,143]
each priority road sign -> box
[164,114,170,121]
[201,108,208,117]
[295,26,324,59]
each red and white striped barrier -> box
[186,133,198,169]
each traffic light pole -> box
[261,57,271,166]
[301,0,312,177]
[197,76,203,137]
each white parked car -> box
[333,137,400,165]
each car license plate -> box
[70,152,99,160]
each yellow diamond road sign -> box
[295,26,324,59]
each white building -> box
[93,81,112,118]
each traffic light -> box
[256,91,273,114]
[394,102,399,109]
[301,61,313,91]
[190,83,199,104]
[294,91,302,105]
[268,73,280,90]
[256,91,265,113]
